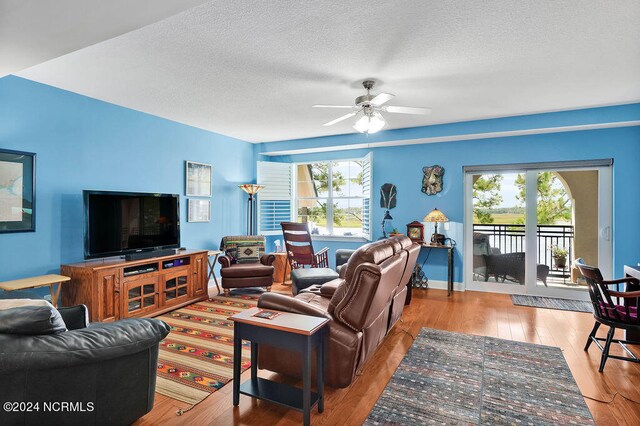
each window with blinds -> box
[257,153,372,240]
[257,161,293,235]
[295,153,372,240]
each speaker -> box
[125,248,177,261]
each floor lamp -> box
[239,184,264,235]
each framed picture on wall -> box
[186,161,212,197]
[188,199,211,222]
[0,149,35,233]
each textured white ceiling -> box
[0,0,207,77]
[15,0,640,143]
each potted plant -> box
[551,245,568,269]
[389,228,404,237]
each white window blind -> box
[257,161,293,235]
[361,152,373,240]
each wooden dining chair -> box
[575,260,640,372]
[280,222,329,269]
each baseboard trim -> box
[413,280,465,292]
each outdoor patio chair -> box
[473,232,550,285]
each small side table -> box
[229,307,329,426]
[413,243,455,296]
[271,252,291,285]
[207,250,223,295]
[0,274,71,308]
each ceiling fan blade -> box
[312,104,355,109]
[383,106,432,115]
[323,112,357,126]
[370,93,395,106]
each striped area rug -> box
[511,295,593,313]
[155,292,259,405]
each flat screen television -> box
[83,190,180,259]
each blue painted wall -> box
[2,74,638,288]
[260,107,640,283]
[0,76,255,282]
[257,103,640,155]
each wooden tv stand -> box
[61,250,208,322]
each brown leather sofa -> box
[257,236,419,388]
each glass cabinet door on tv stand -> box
[123,276,159,317]
[161,269,191,307]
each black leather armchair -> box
[0,305,170,426]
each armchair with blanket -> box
[218,235,275,296]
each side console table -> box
[229,307,329,426]
[408,243,454,300]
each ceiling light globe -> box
[353,112,386,134]
[353,115,370,133]
[367,113,386,133]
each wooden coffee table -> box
[229,307,329,426]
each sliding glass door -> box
[464,161,612,299]
[468,171,529,292]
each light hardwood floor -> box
[137,285,640,425]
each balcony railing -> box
[473,224,574,278]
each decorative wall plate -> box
[421,165,444,195]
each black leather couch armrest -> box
[58,305,89,330]
[258,293,328,318]
[0,318,170,373]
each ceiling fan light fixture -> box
[368,112,386,133]
[317,80,430,133]
[353,114,369,133]
[353,112,385,134]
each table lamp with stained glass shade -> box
[423,208,449,245]
[239,184,264,235]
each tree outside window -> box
[473,172,571,225]
[296,159,368,237]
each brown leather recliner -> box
[257,236,420,388]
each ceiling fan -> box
[312,80,432,134]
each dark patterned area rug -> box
[366,328,593,425]
[511,295,593,313]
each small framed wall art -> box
[0,149,35,233]
[188,199,211,223]
[186,161,212,197]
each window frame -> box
[293,155,372,242]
